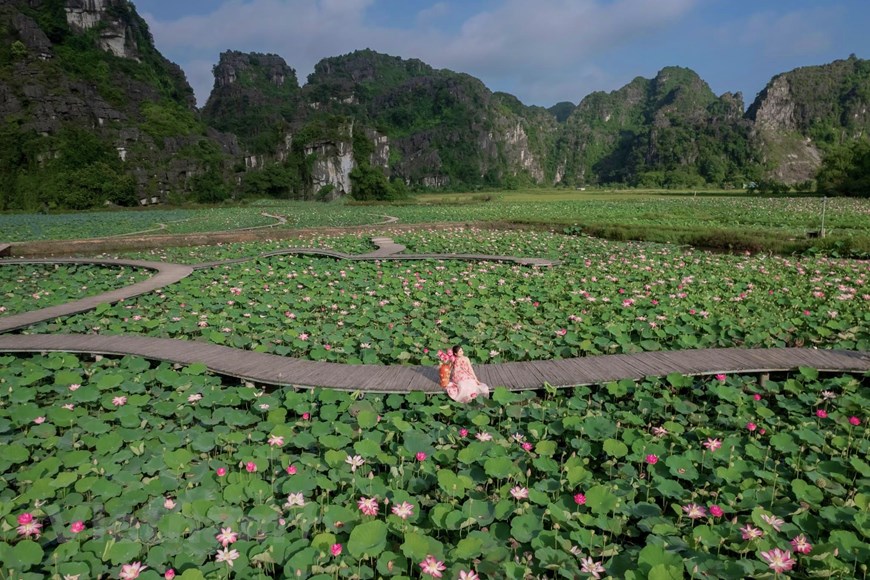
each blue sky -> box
[133,0,870,109]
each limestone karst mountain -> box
[1,1,868,208]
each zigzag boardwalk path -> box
[1,235,867,392]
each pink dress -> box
[445,356,489,403]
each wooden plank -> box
[0,333,868,393]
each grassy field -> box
[2,191,868,257]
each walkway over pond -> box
[0,334,866,392]
[1,237,867,392]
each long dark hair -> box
[451,345,463,357]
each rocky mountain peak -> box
[64,0,140,59]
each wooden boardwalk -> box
[0,258,194,333]
[0,334,865,392]
[1,236,867,392]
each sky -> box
[133,0,870,110]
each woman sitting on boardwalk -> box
[445,345,489,403]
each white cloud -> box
[716,8,836,60]
[142,0,698,106]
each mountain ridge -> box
[1,0,867,209]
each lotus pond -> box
[0,352,867,579]
[4,196,870,243]
[28,230,869,365]
[0,264,150,317]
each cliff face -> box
[0,0,239,210]
[201,51,300,155]
[297,49,557,189]
[555,67,758,187]
[746,56,870,183]
[3,2,869,208]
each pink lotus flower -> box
[436,350,455,363]
[702,438,722,452]
[391,501,415,520]
[475,432,492,442]
[715,373,726,381]
[458,571,480,580]
[70,520,85,534]
[346,455,365,472]
[416,451,427,462]
[268,435,284,447]
[284,493,305,507]
[69,383,80,391]
[709,505,723,517]
[419,555,447,578]
[302,412,310,420]
[216,527,238,547]
[816,409,828,419]
[849,416,861,426]
[740,524,763,540]
[760,548,795,573]
[216,467,227,477]
[164,497,176,510]
[522,442,533,452]
[580,557,606,579]
[119,562,147,579]
[33,416,46,424]
[753,393,762,401]
[112,396,127,406]
[682,503,707,519]
[458,428,468,437]
[17,513,41,538]
[746,422,757,432]
[165,569,176,580]
[215,548,240,566]
[761,513,785,532]
[645,454,659,464]
[790,534,813,554]
[358,496,379,516]
[574,493,586,505]
[510,486,529,500]
[245,461,257,473]
[331,543,342,557]
[286,465,297,475]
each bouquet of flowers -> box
[437,350,455,363]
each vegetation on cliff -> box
[1,2,869,209]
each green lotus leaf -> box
[106,540,143,565]
[403,430,434,455]
[603,438,628,458]
[348,520,387,559]
[582,416,617,440]
[510,513,541,543]
[484,456,516,479]
[248,504,278,523]
[664,455,698,481]
[535,440,557,456]
[585,484,619,515]
[163,449,194,470]
[357,409,379,429]
[311,532,337,553]
[453,536,484,560]
[792,479,825,504]
[319,434,351,449]
[354,438,381,457]
[437,469,467,497]
[5,443,29,464]
[655,479,686,499]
